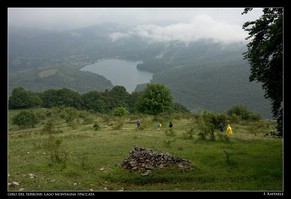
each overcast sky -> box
[8,8,264,44]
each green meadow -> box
[8,108,283,192]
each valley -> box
[8,23,272,118]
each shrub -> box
[42,136,68,168]
[112,121,124,130]
[112,107,129,117]
[184,127,195,139]
[43,119,58,134]
[12,110,39,128]
[196,123,209,141]
[226,105,261,121]
[196,119,216,141]
[228,113,241,123]
[62,107,78,123]
[202,111,227,130]
[93,123,101,131]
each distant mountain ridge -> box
[8,23,272,118]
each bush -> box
[184,127,195,139]
[12,110,39,128]
[61,107,78,123]
[112,107,129,117]
[42,136,67,168]
[196,119,216,141]
[93,123,101,131]
[202,111,227,130]
[228,113,241,123]
[43,119,58,134]
[196,122,210,141]
[112,121,124,130]
[226,105,261,121]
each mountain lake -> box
[80,58,153,93]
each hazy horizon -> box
[8,8,264,45]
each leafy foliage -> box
[9,87,42,109]
[42,135,68,167]
[12,110,39,128]
[128,91,143,113]
[242,8,283,134]
[81,91,107,113]
[112,107,129,117]
[41,88,83,109]
[93,123,101,131]
[137,83,173,115]
[109,86,130,109]
[226,104,261,121]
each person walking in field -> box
[219,122,224,132]
[157,121,162,130]
[226,124,233,135]
[169,121,173,128]
[136,120,141,128]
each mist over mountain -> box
[8,23,272,118]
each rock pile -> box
[120,147,192,173]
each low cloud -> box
[110,32,132,42]
[110,14,247,45]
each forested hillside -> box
[8,23,272,118]
[9,65,113,94]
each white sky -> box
[8,8,264,44]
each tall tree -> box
[81,91,107,113]
[137,83,173,115]
[41,88,83,109]
[9,87,42,109]
[242,8,283,135]
[128,91,143,113]
[108,85,130,109]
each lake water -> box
[80,58,153,93]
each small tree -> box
[137,83,173,115]
[12,110,39,128]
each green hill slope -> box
[151,60,271,118]
[8,108,282,191]
[8,66,113,95]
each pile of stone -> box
[119,147,192,174]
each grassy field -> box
[7,108,283,192]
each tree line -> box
[8,84,189,115]
[10,83,267,132]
